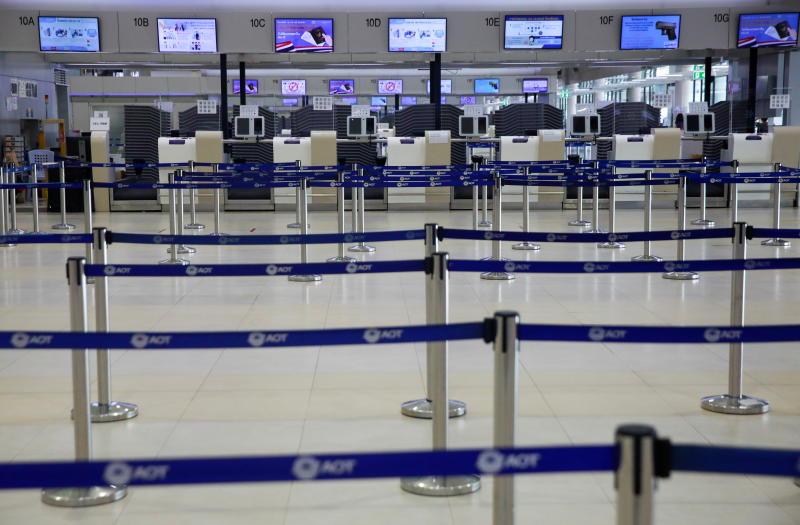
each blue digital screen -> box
[329,79,355,95]
[371,96,387,106]
[461,96,477,105]
[400,96,417,105]
[283,98,299,107]
[620,15,681,50]
[738,13,799,48]
[474,79,500,94]
[275,18,333,53]
[39,17,100,52]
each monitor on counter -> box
[329,79,355,95]
[620,15,681,50]
[274,18,333,53]
[389,18,447,52]
[39,17,100,52]
[378,79,403,95]
[281,79,306,96]
[233,80,258,95]
[282,98,299,107]
[504,15,564,49]
[737,12,799,48]
[157,18,218,53]
[426,79,452,94]
[474,78,500,94]
[400,96,417,105]
[371,96,388,106]
[522,78,549,93]
[461,96,477,105]
[337,97,358,105]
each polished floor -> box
[1,203,799,525]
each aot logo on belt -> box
[130,334,172,349]
[476,450,541,474]
[292,456,357,480]
[103,462,170,485]
[247,332,289,347]
[588,327,627,342]
[363,328,403,344]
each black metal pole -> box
[704,56,713,103]
[395,93,400,109]
[239,61,246,106]
[747,48,758,133]
[430,53,442,130]
[220,53,229,139]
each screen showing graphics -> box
[371,96,387,106]
[504,15,563,49]
[378,79,403,95]
[738,13,799,47]
[157,18,218,53]
[389,18,446,52]
[329,79,355,95]
[620,15,681,50]
[426,79,452,94]
[522,78,549,93]
[283,98,299,107]
[275,18,333,53]
[38,17,100,52]
[401,96,417,105]
[281,79,306,96]
[474,79,500,94]
[336,97,358,105]
[461,96,477,105]
[233,80,258,95]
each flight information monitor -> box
[283,98,299,107]
[401,96,417,105]
[389,18,447,52]
[474,79,500,94]
[504,15,564,49]
[281,79,306,96]
[337,97,358,105]
[275,18,333,53]
[233,80,258,95]
[39,17,100,52]
[737,13,799,48]
[329,79,355,95]
[371,96,388,106]
[522,78,549,93]
[620,15,681,50]
[157,18,218,53]
[378,80,403,95]
[426,79,452,94]
[460,96,477,105]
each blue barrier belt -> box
[441,228,733,243]
[0,444,615,489]
[518,323,800,343]
[63,162,188,168]
[448,258,800,274]
[108,230,425,246]
[84,259,426,278]
[0,234,91,244]
[502,179,680,188]
[671,444,800,477]
[750,228,800,239]
[686,175,800,184]
[0,182,82,190]
[92,182,301,189]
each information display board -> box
[426,79,452,94]
[329,79,355,95]
[275,18,333,53]
[39,17,100,52]
[281,79,306,96]
[460,96,477,105]
[283,98,299,107]
[371,96,388,106]
[336,97,358,105]
[620,15,681,50]
[157,18,218,53]
[401,96,417,105]
[233,80,258,95]
[474,78,500,94]
[523,78,549,93]
[378,79,403,95]
[504,15,564,49]
[737,13,799,48]
[388,18,446,52]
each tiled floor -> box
[1,203,800,524]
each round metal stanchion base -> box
[662,271,700,281]
[90,401,139,423]
[761,239,791,247]
[327,255,356,262]
[41,485,127,507]
[597,242,625,249]
[691,219,716,227]
[288,274,322,282]
[0,241,16,247]
[348,244,376,253]
[7,229,25,235]
[400,398,467,419]
[512,242,541,251]
[478,221,492,228]
[700,394,769,415]
[400,475,481,497]
[158,257,189,266]
[287,222,301,229]
[794,478,800,488]
[51,223,76,230]
[168,245,196,254]
[568,219,592,227]
[631,254,664,262]
[480,271,516,281]
[185,223,206,230]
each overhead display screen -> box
[401,96,417,105]
[233,80,258,95]
[737,13,799,48]
[336,97,358,105]
[504,15,564,49]
[474,79,500,94]
[275,18,333,53]
[371,96,388,106]
[329,79,355,95]
[389,18,447,52]
[523,78,549,93]
[283,98,299,107]
[378,80,403,95]
[460,96,477,105]
[281,79,306,96]
[39,17,100,52]
[620,15,681,50]
[157,18,218,53]
[426,79,452,94]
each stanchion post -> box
[569,162,591,227]
[615,425,657,525]
[170,169,195,254]
[493,310,520,525]
[91,227,139,422]
[348,167,375,253]
[52,161,76,230]
[209,163,226,237]
[327,168,355,263]
[632,170,663,263]
[7,165,24,234]
[761,162,790,247]
[400,252,480,496]
[289,177,321,282]
[402,226,466,419]
[730,160,739,226]
[159,172,189,266]
[82,180,94,266]
[185,160,205,230]
[30,164,41,234]
[481,172,515,280]
[587,162,605,234]
[41,257,128,507]
[480,175,491,228]
[0,167,14,247]
[471,161,480,230]
[599,166,625,248]
[691,158,715,227]
[701,222,769,414]
[512,168,540,251]
[288,159,302,229]
[663,174,699,280]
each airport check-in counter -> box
[611,134,655,204]
[386,135,429,209]
[721,133,774,203]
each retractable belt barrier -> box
[0,234,91,244]
[0,182,82,190]
[441,227,734,243]
[84,260,426,277]
[107,229,425,246]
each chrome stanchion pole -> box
[52,161,76,230]
[209,163,226,237]
[492,310,520,525]
[730,160,740,227]
[289,177,321,282]
[288,159,302,229]
[663,174,699,280]
[30,164,41,234]
[402,225,466,419]
[701,222,769,414]
[512,168,540,251]
[7,166,24,234]
[691,159,715,227]
[471,161,480,230]
[599,166,624,248]
[480,179,491,228]
[185,160,205,230]
[761,163,790,247]
[632,170,662,262]
[615,425,657,525]
[401,251,480,496]
[481,172,515,280]
[569,162,592,227]
[42,257,127,507]
[160,172,189,266]
[91,227,138,422]
[349,168,375,253]
[0,167,14,247]
[168,170,194,255]
[586,161,605,233]
[82,180,94,267]
[328,169,355,263]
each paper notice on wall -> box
[351,105,370,118]
[313,97,333,111]
[5,97,17,112]
[196,100,216,114]
[770,94,790,109]
[650,93,673,108]
[239,104,259,117]
[90,117,110,131]
[427,130,450,144]
[463,105,484,117]
[688,102,708,114]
